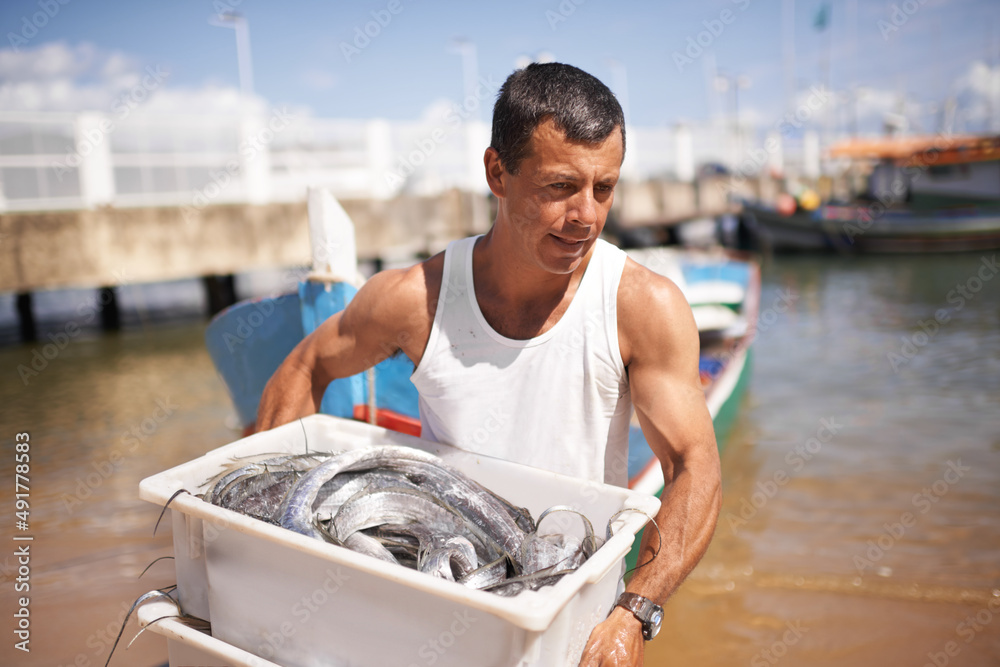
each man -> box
[256,62,721,666]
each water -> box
[649,251,1000,666]
[2,324,236,667]
[2,251,999,666]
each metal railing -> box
[0,110,817,212]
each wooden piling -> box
[99,286,121,331]
[16,292,36,343]
[204,274,238,317]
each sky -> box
[0,0,999,134]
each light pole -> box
[449,38,479,122]
[715,72,751,167]
[449,38,490,221]
[210,11,266,204]
[607,59,631,127]
[209,12,254,100]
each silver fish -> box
[331,486,471,543]
[204,453,332,505]
[521,533,589,576]
[203,445,604,596]
[313,470,416,521]
[279,446,527,563]
[371,457,527,569]
[204,453,333,523]
[342,531,398,565]
[483,564,577,597]
[457,556,508,590]
[278,446,447,539]
[418,535,478,581]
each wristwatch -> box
[613,592,663,640]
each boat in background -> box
[205,189,759,502]
[741,134,1000,253]
[623,246,759,496]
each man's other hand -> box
[579,606,645,666]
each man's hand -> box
[579,606,645,666]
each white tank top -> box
[411,236,633,486]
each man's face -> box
[493,118,623,275]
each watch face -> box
[647,608,663,639]
[617,593,664,641]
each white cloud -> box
[734,59,1000,138]
[958,61,999,98]
[845,61,1000,135]
[953,60,1000,131]
[852,87,901,126]
[0,41,97,82]
[139,85,267,116]
[418,98,458,124]
[0,41,276,116]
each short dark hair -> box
[490,62,625,175]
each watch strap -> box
[613,592,662,640]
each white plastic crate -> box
[139,415,660,667]
[138,600,281,667]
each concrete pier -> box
[0,190,489,295]
[0,178,778,325]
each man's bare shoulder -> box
[617,257,698,366]
[347,252,444,361]
[354,252,442,320]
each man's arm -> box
[580,260,722,666]
[255,261,436,432]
